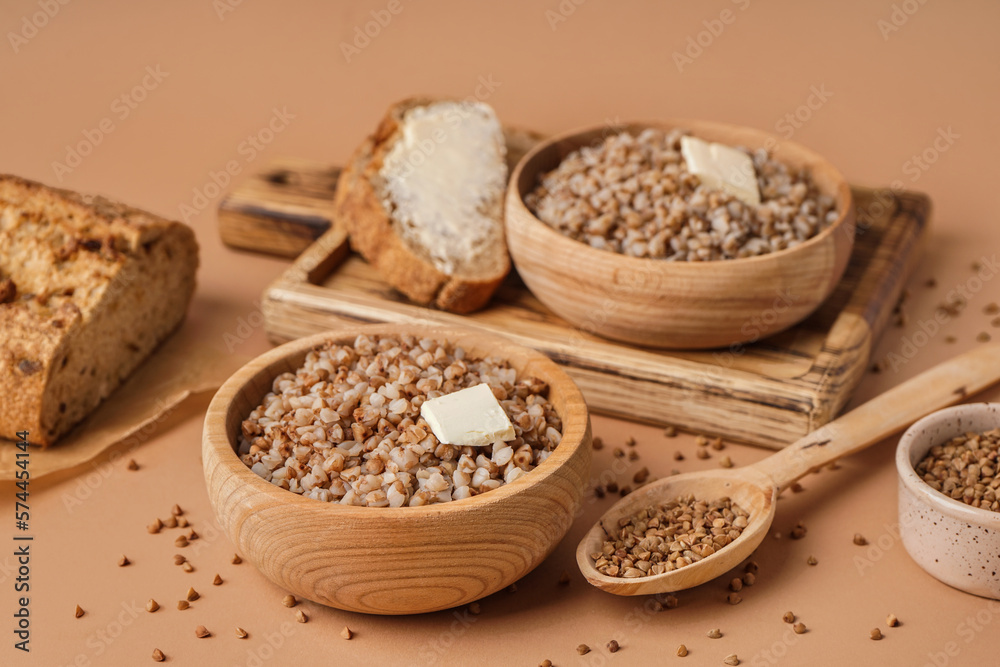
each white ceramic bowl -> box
[896,403,1000,599]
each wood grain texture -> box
[218,158,342,257]
[202,323,592,615]
[246,157,926,447]
[576,343,1000,596]
[506,120,856,349]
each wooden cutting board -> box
[219,157,928,449]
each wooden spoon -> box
[577,344,1000,595]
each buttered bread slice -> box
[0,176,198,446]
[334,97,509,313]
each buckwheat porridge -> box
[238,334,562,507]
[525,128,838,261]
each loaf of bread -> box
[0,176,198,446]
[333,97,510,314]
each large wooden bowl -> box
[505,120,855,349]
[202,324,591,615]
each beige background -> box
[3,0,1000,665]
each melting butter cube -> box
[420,383,516,447]
[680,135,761,206]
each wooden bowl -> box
[505,120,856,349]
[202,323,591,615]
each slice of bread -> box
[334,97,510,314]
[0,176,198,446]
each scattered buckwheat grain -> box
[341,626,353,640]
[236,627,248,639]
[730,577,743,592]
[724,654,740,666]
[296,610,308,623]
[577,644,591,655]
[75,605,84,618]
[152,648,165,662]
[807,555,818,566]
[186,588,199,602]
[677,644,688,657]
[232,554,243,564]
[887,614,899,627]
[853,533,868,546]
[790,522,807,539]
[793,623,806,634]
[783,612,795,623]
[195,625,210,638]
[176,600,189,610]
[118,555,130,567]
[282,595,297,608]
[171,504,183,516]
[212,574,223,586]
[146,599,159,613]
[727,593,742,605]
[127,459,139,471]
[870,628,883,640]
[664,426,677,437]
[708,628,722,639]
[607,639,620,653]
[742,572,756,586]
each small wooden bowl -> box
[202,323,591,615]
[505,120,856,349]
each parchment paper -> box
[0,321,248,480]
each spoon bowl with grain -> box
[577,344,1000,595]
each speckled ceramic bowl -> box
[896,403,1000,599]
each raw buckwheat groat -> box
[239,334,562,507]
[525,128,837,261]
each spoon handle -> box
[752,343,1000,490]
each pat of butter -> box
[680,135,761,206]
[420,383,516,447]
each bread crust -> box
[0,175,198,446]
[333,97,509,314]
